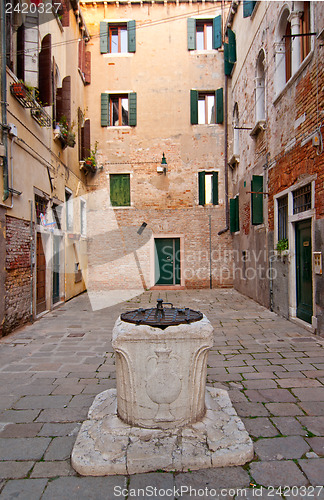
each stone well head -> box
[112,300,214,430]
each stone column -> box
[288,11,303,75]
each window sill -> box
[190,50,218,55]
[111,205,134,209]
[250,120,266,137]
[274,50,314,106]
[103,53,134,58]
[107,126,133,130]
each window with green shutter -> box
[216,88,223,124]
[191,90,223,125]
[227,29,237,63]
[243,0,257,18]
[100,21,136,53]
[230,196,239,233]
[188,16,222,51]
[224,43,234,76]
[110,174,130,206]
[198,171,218,206]
[251,175,264,225]
[101,93,136,127]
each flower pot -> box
[11,83,26,98]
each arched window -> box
[255,50,266,123]
[233,103,239,157]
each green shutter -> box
[110,174,130,206]
[128,92,137,126]
[190,90,198,125]
[101,93,109,126]
[224,43,234,76]
[243,0,256,17]
[230,197,239,232]
[187,18,196,50]
[212,171,218,205]
[215,88,223,124]
[251,175,264,225]
[198,171,205,205]
[127,20,136,52]
[213,15,222,49]
[228,28,237,63]
[100,22,108,53]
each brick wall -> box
[4,216,31,334]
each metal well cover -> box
[120,299,203,328]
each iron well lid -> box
[120,299,203,329]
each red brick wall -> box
[4,216,31,334]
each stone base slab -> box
[71,387,254,476]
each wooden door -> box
[155,238,180,285]
[296,219,313,324]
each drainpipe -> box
[0,0,9,201]
[30,200,34,320]
[218,74,229,235]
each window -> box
[196,21,213,50]
[39,34,52,106]
[100,21,136,54]
[198,93,215,124]
[233,103,239,157]
[300,2,311,61]
[190,89,223,125]
[65,189,73,231]
[35,194,48,225]
[187,16,221,51]
[78,39,91,84]
[198,171,218,205]
[111,95,129,126]
[251,175,264,225]
[230,196,240,233]
[255,50,265,123]
[80,199,86,236]
[110,174,130,207]
[278,195,288,240]
[101,93,137,127]
[52,203,62,231]
[293,184,311,214]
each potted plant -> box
[276,238,289,256]
[11,81,26,98]
[56,116,76,148]
[84,142,98,173]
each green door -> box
[296,219,312,324]
[155,238,180,285]
[52,237,60,304]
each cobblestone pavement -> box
[0,289,324,499]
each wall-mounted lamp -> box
[157,153,168,175]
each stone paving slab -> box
[0,289,323,498]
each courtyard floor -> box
[0,289,323,499]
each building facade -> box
[81,0,233,298]
[227,0,324,334]
[0,0,95,335]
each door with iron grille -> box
[36,232,46,314]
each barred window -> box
[278,195,288,240]
[293,184,311,215]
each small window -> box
[100,21,136,54]
[198,93,215,124]
[198,171,218,205]
[293,184,311,214]
[277,195,288,240]
[230,196,240,233]
[110,24,128,53]
[255,50,265,123]
[233,103,239,156]
[110,174,130,207]
[65,189,73,231]
[196,21,213,50]
[35,194,48,225]
[300,2,311,62]
[110,95,129,126]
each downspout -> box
[218,74,229,235]
[30,200,34,320]
[0,0,9,201]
